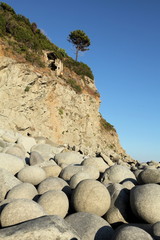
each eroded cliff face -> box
[0,54,131,161]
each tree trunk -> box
[75,48,79,61]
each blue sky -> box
[2,0,160,162]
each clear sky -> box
[2,0,160,162]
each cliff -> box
[0,49,132,162]
[0,2,134,162]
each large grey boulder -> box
[29,151,45,165]
[37,177,71,195]
[6,183,38,200]
[112,225,153,240]
[60,165,99,182]
[65,212,114,240]
[81,157,109,173]
[71,179,111,216]
[0,215,81,240]
[42,163,62,177]
[31,143,63,161]
[0,168,21,201]
[130,183,160,223]
[17,135,36,153]
[151,221,160,240]
[54,151,84,166]
[0,153,24,174]
[38,190,69,218]
[17,166,46,185]
[1,199,46,227]
[101,164,136,185]
[60,165,83,181]
[5,144,26,159]
[104,183,132,224]
[69,172,91,189]
[138,169,160,184]
[1,130,19,143]
[34,160,62,177]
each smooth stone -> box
[69,172,91,189]
[104,183,132,225]
[17,135,36,153]
[65,212,114,240]
[0,139,7,148]
[130,183,160,224]
[99,152,114,166]
[112,225,153,240]
[71,179,111,216]
[42,164,62,177]
[82,165,100,179]
[138,168,160,184]
[81,157,109,172]
[121,180,135,190]
[60,165,83,181]
[0,215,81,240]
[2,130,19,143]
[101,164,136,185]
[37,177,71,196]
[31,143,63,161]
[38,190,69,218]
[5,144,26,159]
[6,183,38,200]
[1,199,46,227]
[54,151,84,166]
[151,221,160,240]
[17,166,46,185]
[29,151,45,165]
[0,153,24,175]
[0,168,21,201]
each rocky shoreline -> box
[0,128,160,239]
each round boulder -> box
[82,157,108,173]
[104,183,133,224]
[60,165,83,181]
[130,183,160,224]
[138,169,160,184]
[6,183,38,200]
[0,215,81,240]
[37,177,71,196]
[69,172,91,189]
[1,198,46,227]
[38,190,69,218]
[54,151,84,166]
[29,151,45,165]
[101,164,137,185]
[71,179,111,216]
[5,144,26,159]
[0,153,24,175]
[65,212,114,240]
[112,225,153,240]
[17,166,46,185]
[151,221,160,240]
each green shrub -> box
[100,115,116,132]
[0,13,6,36]
[64,57,94,80]
[0,2,15,14]
[25,52,45,67]
[24,86,30,92]
[66,79,82,93]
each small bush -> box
[64,57,94,80]
[66,79,82,93]
[0,2,15,14]
[24,86,30,92]
[100,115,116,132]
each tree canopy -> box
[68,30,90,61]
